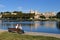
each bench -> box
[8,28,24,34]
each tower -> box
[30,10,34,13]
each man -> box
[19,24,22,30]
[16,24,19,29]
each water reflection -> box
[0,20,60,34]
[56,21,60,29]
[32,21,56,28]
[30,21,40,31]
[44,21,56,28]
[40,21,45,26]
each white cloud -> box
[0,4,5,8]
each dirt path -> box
[23,32,60,38]
[0,29,7,34]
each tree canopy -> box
[56,12,60,19]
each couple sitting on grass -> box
[8,24,24,34]
[15,24,24,34]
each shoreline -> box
[0,30,60,38]
[23,32,60,38]
[0,29,7,33]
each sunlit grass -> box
[0,32,60,40]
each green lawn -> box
[0,32,60,40]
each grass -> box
[0,32,60,40]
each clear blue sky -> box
[0,0,60,13]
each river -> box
[0,20,60,34]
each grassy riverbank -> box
[0,32,60,40]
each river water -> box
[0,20,60,34]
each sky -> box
[0,0,60,13]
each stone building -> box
[30,10,41,19]
[43,12,56,19]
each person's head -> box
[17,24,18,26]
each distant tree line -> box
[0,11,60,20]
[1,11,35,20]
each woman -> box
[16,24,19,29]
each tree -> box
[49,16,56,19]
[13,11,23,19]
[22,13,30,20]
[56,22,60,29]
[4,11,11,14]
[0,12,3,14]
[40,15,45,19]
[56,12,60,19]
[13,11,22,13]
[29,13,35,19]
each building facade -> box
[30,10,41,19]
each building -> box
[30,10,41,19]
[29,10,56,19]
[0,14,2,18]
[11,13,17,15]
[43,12,56,19]
[30,10,34,13]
